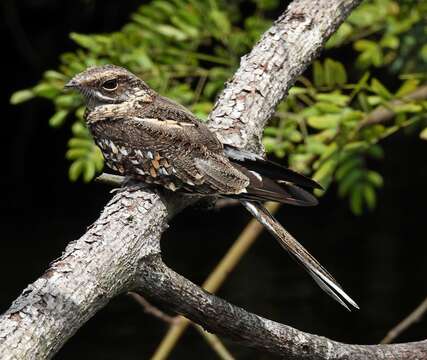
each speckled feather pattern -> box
[87,95,250,195]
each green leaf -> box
[33,83,59,99]
[324,58,335,88]
[70,33,102,52]
[420,128,427,140]
[55,94,79,108]
[338,169,363,197]
[366,170,383,188]
[316,93,349,106]
[69,160,85,182]
[313,157,337,189]
[93,147,104,172]
[305,139,327,155]
[288,130,302,143]
[336,157,363,181]
[315,102,342,114]
[288,87,309,95]
[354,40,383,68]
[395,79,420,97]
[350,184,364,215]
[363,184,376,210]
[308,114,340,129]
[343,141,369,152]
[393,103,423,113]
[83,161,96,183]
[421,44,427,62]
[332,60,347,86]
[263,137,278,153]
[313,61,324,88]
[68,138,94,149]
[156,25,188,40]
[49,110,68,128]
[357,92,370,112]
[209,10,231,35]
[43,70,66,81]
[380,34,399,49]
[367,145,384,159]
[72,122,89,137]
[326,22,352,48]
[371,78,393,100]
[66,148,88,160]
[10,89,35,105]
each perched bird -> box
[65,64,358,310]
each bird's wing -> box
[116,116,250,194]
[224,145,321,189]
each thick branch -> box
[0,188,167,358]
[208,0,362,152]
[138,255,427,360]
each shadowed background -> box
[1,1,426,359]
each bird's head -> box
[64,64,153,107]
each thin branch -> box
[138,255,427,360]
[129,292,235,359]
[356,85,427,131]
[152,203,280,359]
[381,297,427,344]
[128,292,177,324]
[95,172,124,187]
[193,325,235,360]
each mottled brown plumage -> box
[65,64,358,310]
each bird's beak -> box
[64,79,79,90]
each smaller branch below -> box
[137,255,427,359]
[193,324,235,360]
[381,296,427,344]
[151,202,280,359]
[129,292,177,325]
[128,293,234,359]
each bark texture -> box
[138,255,427,360]
[2,0,426,359]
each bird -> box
[65,64,359,311]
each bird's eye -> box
[102,79,118,91]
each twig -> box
[95,173,124,187]
[129,292,235,359]
[356,85,427,131]
[128,292,177,324]
[193,324,235,360]
[381,297,427,344]
[151,202,280,360]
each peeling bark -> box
[2,0,425,359]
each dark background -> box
[1,1,426,359]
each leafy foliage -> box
[10,0,427,215]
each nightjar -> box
[65,64,358,310]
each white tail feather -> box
[242,201,359,311]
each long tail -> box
[241,201,359,311]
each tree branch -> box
[138,255,427,360]
[356,85,427,131]
[381,297,427,345]
[3,1,425,359]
